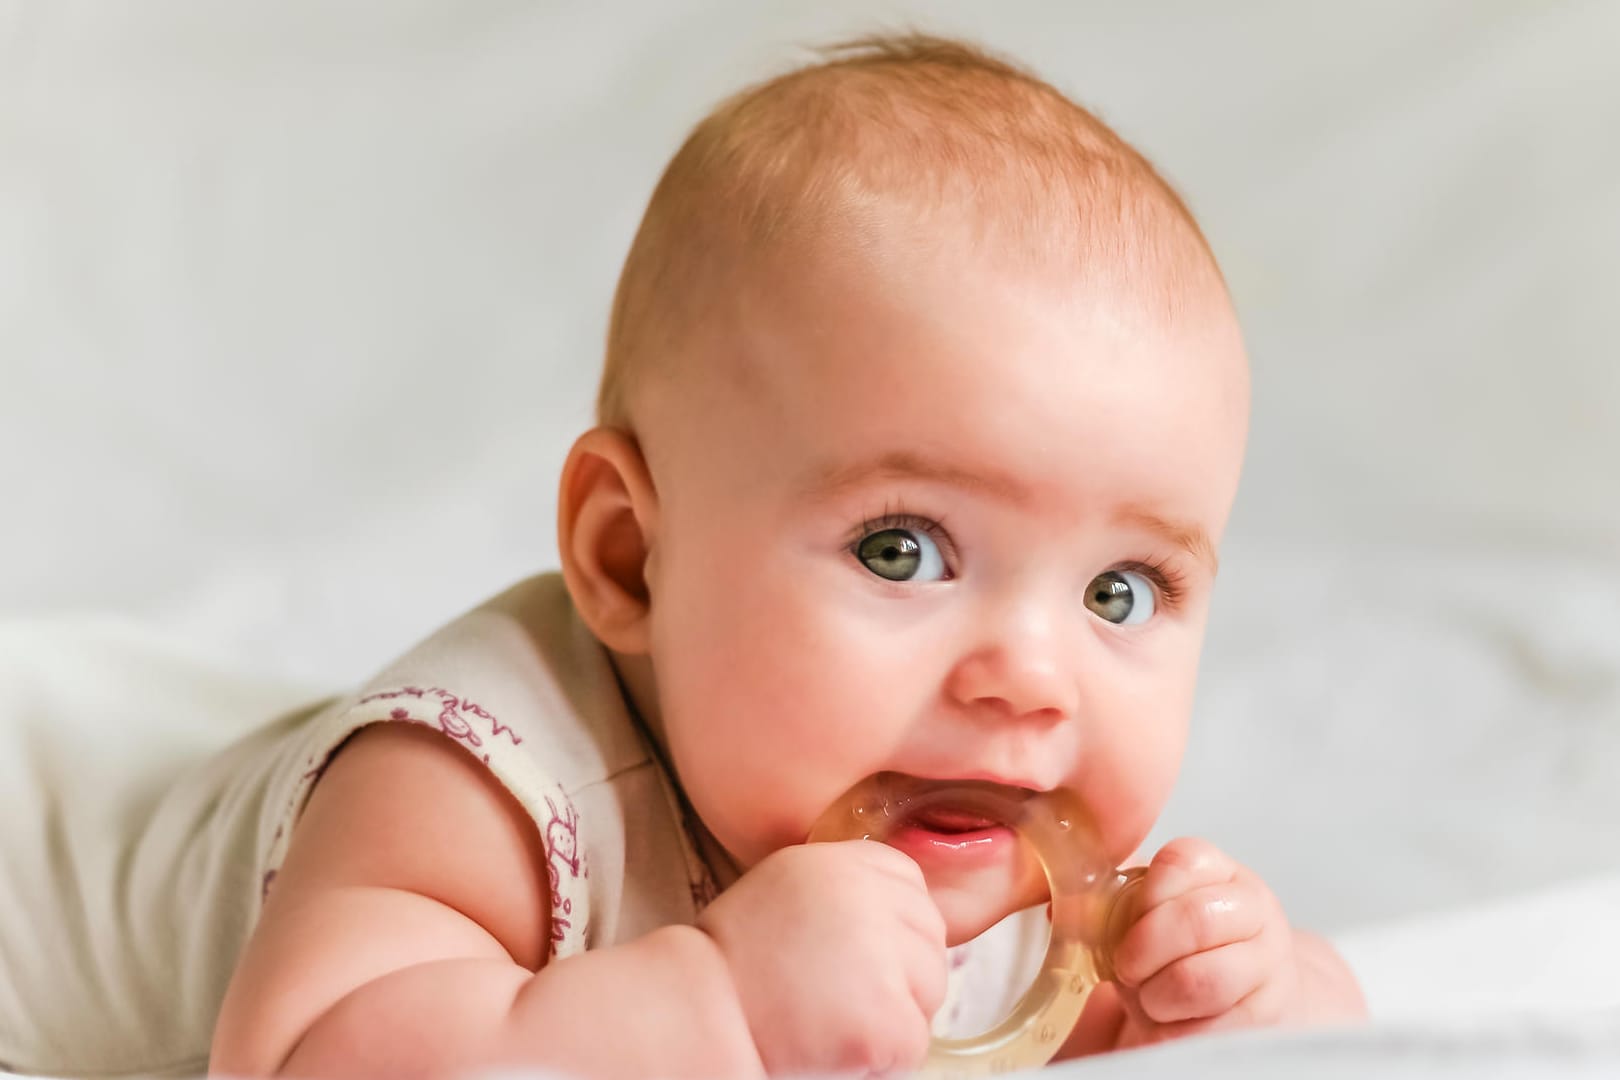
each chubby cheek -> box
[1076,647,1198,866]
[651,548,911,866]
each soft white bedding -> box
[1337,873,1620,1020]
[490,1015,1620,1079]
[1045,1015,1620,1079]
[3,2,1618,1076]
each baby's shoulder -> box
[286,719,555,968]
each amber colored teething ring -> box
[809,776,1145,1077]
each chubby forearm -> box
[1292,929,1367,1023]
[495,926,764,1078]
[276,927,763,1080]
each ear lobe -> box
[557,427,659,655]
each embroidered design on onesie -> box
[357,685,525,763]
[543,793,587,948]
[261,685,590,959]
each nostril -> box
[975,695,1016,717]
[966,696,1067,725]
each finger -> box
[848,839,931,888]
[1135,938,1269,1024]
[851,844,938,913]
[1118,1008,1231,1049]
[820,841,946,950]
[1135,837,1240,914]
[899,920,951,1018]
[815,839,934,904]
[889,876,948,953]
[882,871,949,1017]
[1112,881,1266,987]
[1124,975,1294,1046]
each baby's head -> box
[559,34,1248,940]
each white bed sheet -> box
[1337,872,1620,1020]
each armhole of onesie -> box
[255,685,591,962]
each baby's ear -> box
[557,426,659,655]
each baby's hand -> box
[1107,837,1301,1048]
[696,840,948,1076]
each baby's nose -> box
[943,634,1078,721]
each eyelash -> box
[849,504,1190,610]
[1117,556,1187,610]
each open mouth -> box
[889,812,1015,864]
[905,804,1004,835]
[887,790,1023,863]
[810,771,1038,867]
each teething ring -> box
[809,776,1145,1076]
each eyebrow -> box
[802,450,1035,506]
[1115,506,1220,574]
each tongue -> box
[909,805,1002,834]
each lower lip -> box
[886,822,1018,867]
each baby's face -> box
[634,226,1248,940]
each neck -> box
[608,650,667,753]
[606,650,743,889]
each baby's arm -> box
[209,723,762,1079]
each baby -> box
[228,32,1368,1076]
[1,33,1365,1080]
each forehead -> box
[721,235,1249,534]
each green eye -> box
[856,528,946,582]
[1084,570,1156,625]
